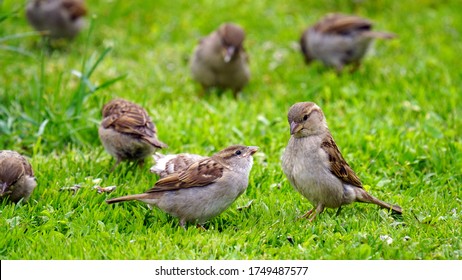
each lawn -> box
[0,0,461,259]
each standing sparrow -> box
[98,98,168,171]
[150,152,206,178]
[107,145,258,228]
[281,102,402,221]
[25,0,87,40]
[300,13,395,72]
[190,23,250,97]
[0,150,37,203]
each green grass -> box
[1,0,461,259]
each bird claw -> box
[196,224,207,231]
[299,208,315,220]
[0,182,8,195]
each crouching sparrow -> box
[151,152,206,178]
[190,23,250,97]
[98,98,168,171]
[0,150,37,203]
[300,13,395,72]
[25,0,87,40]
[281,102,402,221]
[107,145,258,227]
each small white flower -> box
[380,235,393,245]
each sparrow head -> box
[213,145,258,170]
[287,102,327,138]
[0,181,9,195]
[218,23,245,63]
[61,0,88,21]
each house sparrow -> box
[0,150,37,203]
[25,0,87,40]
[300,13,395,72]
[190,23,250,97]
[150,152,206,178]
[107,145,258,227]
[98,98,168,171]
[281,102,402,221]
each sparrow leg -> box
[109,158,121,172]
[332,60,345,74]
[300,208,314,219]
[198,84,208,98]
[232,88,241,99]
[179,219,187,229]
[349,61,361,73]
[303,56,313,65]
[308,204,325,222]
[196,224,207,231]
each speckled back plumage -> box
[151,153,207,178]
[0,150,37,203]
[99,98,167,170]
[107,145,258,226]
[101,98,167,149]
[300,13,395,72]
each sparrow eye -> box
[303,114,309,121]
[235,150,242,156]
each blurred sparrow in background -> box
[190,23,250,97]
[107,145,258,228]
[281,102,402,221]
[300,13,395,72]
[26,0,87,40]
[99,98,167,171]
[0,150,37,203]
[151,152,206,178]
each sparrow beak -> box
[290,121,302,135]
[223,46,236,63]
[0,182,8,195]
[246,146,259,156]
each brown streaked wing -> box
[321,133,363,188]
[105,103,157,140]
[0,160,25,186]
[146,158,225,192]
[20,157,34,177]
[315,14,372,35]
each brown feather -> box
[314,13,372,35]
[0,160,24,187]
[219,23,245,48]
[321,133,363,188]
[0,151,35,187]
[146,158,225,193]
[101,98,167,149]
[61,0,87,21]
